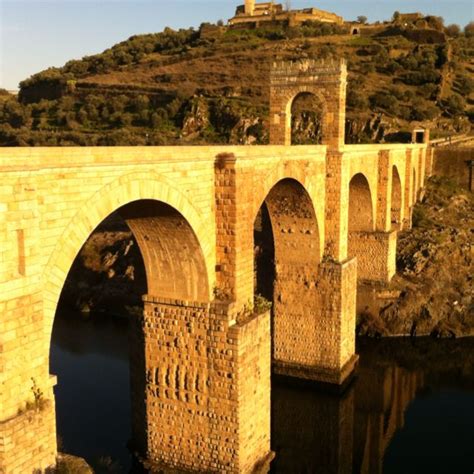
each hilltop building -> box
[228,0,344,27]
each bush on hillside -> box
[464,22,474,38]
[402,67,441,86]
[369,91,399,115]
[441,94,466,116]
[445,24,461,37]
[410,99,440,121]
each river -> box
[50,311,474,473]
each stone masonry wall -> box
[233,310,271,473]
[348,231,397,283]
[274,259,358,384]
[139,297,270,473]
[0,401,56,474]
[433,148,473,191]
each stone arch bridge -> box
[0,59,432,473]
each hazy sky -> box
[1,0,473,90]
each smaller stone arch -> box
[391,165,403,229]
[351,27,360,35]
[254,178,322,367]
[269,58,347,148]
[348,173,375,232]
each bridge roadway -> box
[0,141,430,472]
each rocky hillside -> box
[357,175,474,338]
[0,18,473,146]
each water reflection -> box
[50,312,474,473]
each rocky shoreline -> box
[357,175,473,338]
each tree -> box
[464,21,474,37]
[441,94,466,116]
[357,16,368,24]
[445,24,461,37]
[392,11,401,22]
[426,16,444,31]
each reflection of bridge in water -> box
[0,59,433,473]
[272,364,424,474]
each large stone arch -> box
[42,172,214,342]
[391,165,403,229]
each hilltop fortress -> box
[229,0,344,27]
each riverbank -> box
[357,175,473,338]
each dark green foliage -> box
[445,24,461,38]
[410,98,440,121]
[402,67,441,86]
[464,22,474,38]
[425,16,444,31]
[369,91,399,115]
[455,74,474,95]
[347,87,369,110]
[441,94,466,116]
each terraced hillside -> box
[0,19,473,146]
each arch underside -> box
[42,174,214,346]
[120,200,209,302]
[255,178,326,367]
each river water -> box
[50,312,474,473]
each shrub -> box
[464,22,474,38]
[455,75,474,95]
[441,94,466,116]
[369,91,399,115]
[347,88,369,110]
[410,99,440,121]
[402,67,441,86]
[445,24,461,37]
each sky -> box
[1,0,473,90]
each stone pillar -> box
[325,150,350,262]
[418,148,426,190]
[0,175,57,473]
[425,146,434,178]
[403,149,414,230]
[214,153,254,304]
[273,258,358,384]
[135,296,271,473]
[300,149,358,384]
[347,230,397,283]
